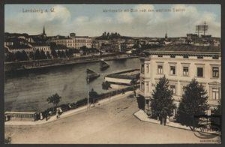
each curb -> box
[133,110,221,136]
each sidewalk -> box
[5,91,133,126]
[134,110,220,135]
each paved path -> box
[5,92,220,144]
[5,91,133,126]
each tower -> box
[43,26,46,36]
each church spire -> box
[43,26,46,36]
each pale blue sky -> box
[5,4,221,37]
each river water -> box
[4,58,140,112]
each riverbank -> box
[5,58,141,112]
[5,54,138,73]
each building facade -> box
[50,36,76,49]
[75,36,92,49]
[49,35,92,49]
[138,45,221,115]
[32,43,51,54]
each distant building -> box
[187,33,198,41]
[75,36,92,49]
[138,44,221,116]
[32,43,51,54]
[50,35,76,49]
[49,34,92,49]
[6,44,33,54]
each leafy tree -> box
[47,93,61,111]
[29,52,34,60]
[106,32,110,39]
[15,51,27,61]
[21,50,29,61]
[46,51,51,59]
[34,50,41,60]
[150,76,176,124]
[57,51,63,58]
[51,49,58,58]
[176,79,209,127]
[5,52,16,62]
[40,50,47,59]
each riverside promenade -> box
[5,91,220,144]
[5,91,134,126]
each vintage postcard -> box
[4,3,221,144]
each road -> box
[5,94,220,144]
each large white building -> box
[49,33,92,49]
[138,44,221,115]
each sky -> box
[5,4,221,37]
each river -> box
[4,58,140,112]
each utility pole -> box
[87,69,90,111]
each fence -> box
[5,111,39,121]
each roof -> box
[52,35,71,40]
[4,37,27,42]
[75,36,90,38]
[143,44,221,56]
[54,44,69,49]
[31,42,50,46]
[7,44,32,49]
[5,33,29,38]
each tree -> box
[150,76,176,125]
[34,50,41,60]
[47,93,61,111]
[46,51,51,59]
[51,49,58,58]
[176,79,209,127]
[21,50,29,61]
[5,52,16,62]
[29,52,34,60]
[40,50,47,59]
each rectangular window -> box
[146,82,149,92]
[170,85,176,94]
[141,64,144,74]
[141,81,145,92]
[158,65,163,74]
[170,66,176,75]
[146,64,149,73]
[183,67,189,76]
[212,67,219,78]
[212,88,219,100]
[197,67,203,77]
